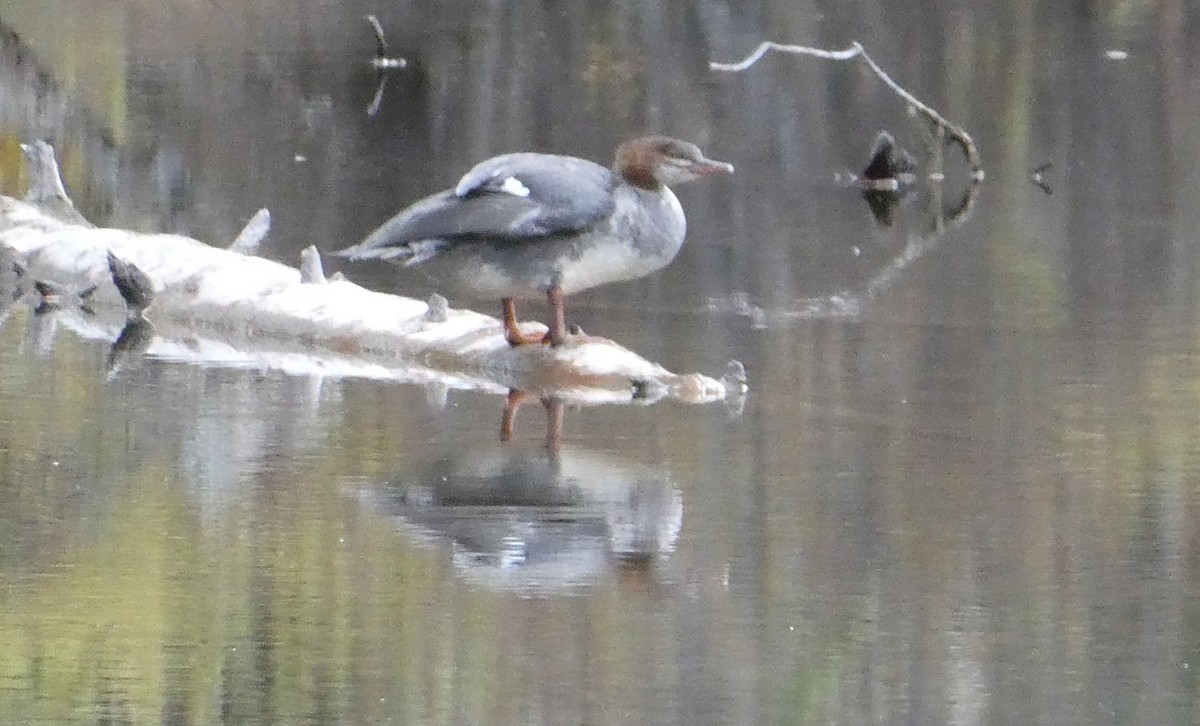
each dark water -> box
[2,1,1200,723]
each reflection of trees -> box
[0,19,120,216]
[703,4,1200,724]
[1,0,1199,723]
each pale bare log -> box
[1,194,737,406]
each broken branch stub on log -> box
[0,192,737,406]
[710,41,984,177]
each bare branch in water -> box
[366,73,389,117]
[365,15,407,70]
[363,15,406,116]
[711,41,984,177]
[366,14,388,57]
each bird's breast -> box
[433,185,688,299]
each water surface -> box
[2,1,1199,723]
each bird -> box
[335,136,733,346]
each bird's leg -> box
[544,285,567,347]
[502,297,548,346]
[541,396,564,454]
[499,391,565,449]
[499,389,528,441]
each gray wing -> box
[451,153,616,235]
[337,153,616,263]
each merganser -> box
[336,136,733,346]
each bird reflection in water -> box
[499,389,563,446]
[360,393,682,595]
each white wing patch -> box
[497,175,531,197]
[454,172,531,198]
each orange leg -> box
[545,285,567,347]
[500,389,528,442]
[502,287,570,347]
[542,396,564,453]
[502,298,548,346]
[499,390,564,452]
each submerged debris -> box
[5,259,27,302]
[32,279,62,305]
[1030,162,1054,195]
[861,131,917,189]
[106,250,155,319]
[31,278,96,315]
[831,132,920,226]
[857,131,918,227]
[861,189,902,227]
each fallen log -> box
[0,151,742,406]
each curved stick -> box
[711,41,983,177]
